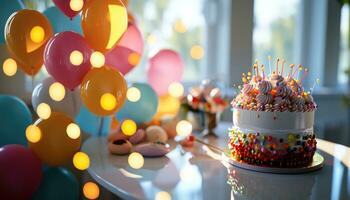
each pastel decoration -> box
[5,9,53,76]
[43,7,82,34]
[53,0,85,19]
[134,143,170,157]
[0,0,23,43]
[129,129,146,144]
[145,126,168,143]
[0,95,32,147]
[108,139,132,155]
[147,49,184,95]
[116,83,158,123]
[44,31,92,90]
[0,144,42,200]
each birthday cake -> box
[228,60,317,167]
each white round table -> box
[82,122,350,200]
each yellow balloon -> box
[28,112,82,166]
[82,0,128,52]
[81,66,127,116]
[153,94,180,121]
[5,9,53,76]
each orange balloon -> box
[82,0,128,52]
[153,94,180,121]
[5,9,53,76]
[28,112,81,166]
[81,66,127,116]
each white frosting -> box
[232,108,314,132]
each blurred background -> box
[0,0,349,146]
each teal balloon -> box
[0,95,32,147]
[32,167,79,200]
[75,105,112,136]
[0,0,23,43]
[43,7,82,34]
[116,83,158,123]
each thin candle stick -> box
[281,59,285,76]
[268,56,272,76]
[299,68,309,83]
[276,58,280,75]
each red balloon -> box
[53,0,85,19]
[0,144,42,200]
[105,23,144,75]
[44,31,92,90]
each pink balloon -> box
[147,49,184,95]
[0,144,42,200]
[53,0,84,19]
[44,31,92,90]
[106,23,144,75]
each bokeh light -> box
[49,82,65,101]
[174,19,187,33]
[83,182,100,200]
[168,82,184,98]
[66,123,81,139]
[70,0,84,11]
[2,58,17,77]
[36,103,51,120]
[73,152,90,170]
[126,87,141,102]
[155,191,172,200]
[90,51,105,68]
[30,26,45,43]
[128,152,144,169]
[176,120,192,136]
[70,50,83,66]
[121,119,137,136]
[25,125,41,143]
[147,34,157,45]
[190,45,204,60]
[128,52,141,66]
[100,93,117,111]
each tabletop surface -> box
[82,122,350,200]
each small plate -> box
[222,151,325,174]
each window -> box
[253,0,300,64]
[338,4,349,85]
[127,0,206,82]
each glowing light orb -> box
[83,182,100,199]
[90,51,105,68]
[66,123,81,139]
[73,152,90,170]
[174,20,187,33]
[155,191,172,200]
[36,103,51,120]
[2,58,17,76]
[25,125,41,143]
[128,152,144,169]
[176,120,192,136]
[190,45,204,60]
[100,93,116,111]
[30,26,45,43]
[168,82,184,98]
[70,50,84,66]
[121,119,137,136]
[128,52,140,66]
[70,0,84,11]
[49,82,65,102]
[126,87,141,102]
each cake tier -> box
[228,126,317,167]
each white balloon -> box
[32,77,81,118]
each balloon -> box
[0,144,42,200]
[147,49,184,95]
[32,77,82,118]
[106,23,144,75]
[82,0,128,52]
[0,0,23,43]
[5,9,53,76]
[116,83,158,123]
[28,112,82,166]
[153,94,180,121]
[53,0,85,19]
[44,31,92,90]
[81,66,127,116]
[43,7,82,34]
[32,167,79,200]
[76,105,112,136]
[0,95,32,146]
